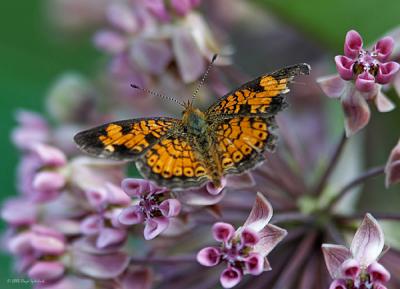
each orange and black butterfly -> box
[74,60,310,189]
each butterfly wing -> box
[214,116,277,175]
[136,135,210,189]
[74,118,179,160]
[206,63,310,119]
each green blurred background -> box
[1,0,399,286]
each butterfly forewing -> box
[206,63,310,119]
[74,117,179,160]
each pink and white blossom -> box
[322,214,390,289]
[118,179,181,240]
[318,30,399,136]
[196,193,287,288]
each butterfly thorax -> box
[181,106,222,186]
[182,107,207,136]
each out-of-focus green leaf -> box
[256,0,400,51]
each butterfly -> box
[74,61,310,189]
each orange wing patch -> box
[137,137,210,188]
[74,118,177,160]
[207,63,310,118]
[215,116,276,174]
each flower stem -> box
[272,232,318,289]
[327,165,385,210]
[313,132,347,196]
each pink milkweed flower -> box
[385,139,400,187]
[318,30,400,137]
[11,110,50,150]
[322,213,390,289]
[6,225,67,281]
[80,183,131,249]
[17,143,67,203]
[118,179,181,240]
[196,193,287,288]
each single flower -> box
[318,30,399,136]
[196,193,287,288]
[118,179,181,240]
[322,213,390,289]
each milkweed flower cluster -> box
[318,30,400,136]
[2,1,400,289]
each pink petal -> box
[212,222,235,243]
[31,234,66,255]
[329,280,347,289]
[143,217,169,240]
[121,178,151,197]
[7,232,33,254]
[206,178,227,195]
[243,192,272,232]
[120,267,154,289]
[355,71,376,92]
[350,213,384,266]
[72,236,122,255]
[172,27,205,83]
[367,262,391,283]
[31,143,67,167]
[254,224,287,257]
[335,55,355,80]
[106,3,138,33]
[72,250,129,279]
[33,171,66,192]
[385,140,400,187]
[159,199,181,217]
[130,39,172,75]
[32,225,65,240]
[374,36,395,62]
[93,30,126,54]
[321,244,352,279]
[105,182,131,206]
[144,0,170,22]
[344,30,363,58]
[118,206,144,225]
[85,189,107,209]
[28,261,65,281]
[196,247,221,267]
[376,61,400,84]
[317,74,347,98]
[171,0,192,16]
[240,228,260,246]
[80,215,102,235]
[244,252,264,275]
[340,258,360,278]
[341,88,371,137]
[1,198,37,226]
[178,185,226,206]
[96,228,127,249]
[375,90,395,112]
[220,267,242,288]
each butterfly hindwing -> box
[136,136,210,189]
[207,63,310,118]
[74,117,178,160]
[215,116,277,175]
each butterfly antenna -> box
[191,54,218,102]
[130,84,185,107]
